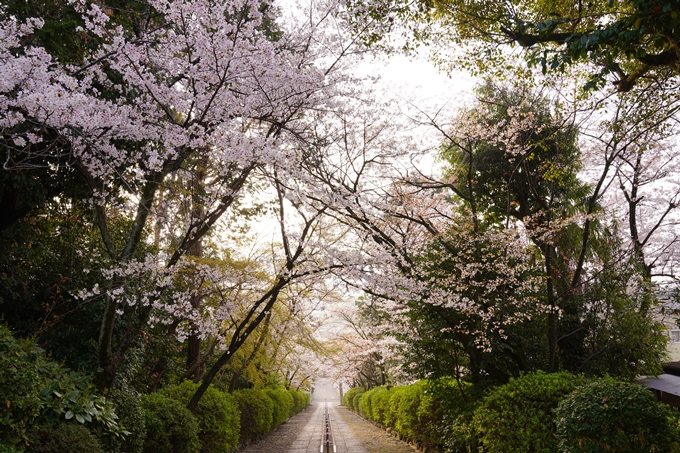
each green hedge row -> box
[344,378,470,451]
[0,325,311,453]
[346,372,680,453]
[6,382,309,453]
[142,384,310,453]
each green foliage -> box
[159,381,239,453]
[357,386,389,422]
[25,422,103,453]
[0,325,124,449]
[358,386,382,419]
[394,381,427,440]
[139,392,200,453]
[384,386,406,429]
[342,387,365,411]
[108,387,146,453]
[418,378,474,450]
[0,202,112,374]
[567,245,668,378]
[264,387,294,426]
[348,379,476,451]
[354,0,680,91]
[287,388,310,414]
[369,387,392,425]
[466,372,587,453]
[555,378,679,453]
[233,389,274,445]
[0,328,46,447]
[442,81,585,222]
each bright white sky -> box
[368,53,475,105]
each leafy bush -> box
[288,388,309,414]
[264,388,294,427]
[395,380,427,440]
[418,378,473,450]
[370,387,392,425]
[233,389,274,445]
[448,405,481,453]
[139,392,200,453]
[467,372,587,453]
[384,386,406,429]
[341,387,355,407]
[342,387,365,411]
[25,422,103,453]
[159,381,239,453]
[555,378,679,453]
[108,387,146,453]
[358,386,385,419]
[0,324,124,450]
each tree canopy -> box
[1,0,679,448]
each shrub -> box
[26,422,103,453]
[1,326,45,447]
[418,378,473,450]
[139,392,200,453]
[395,381,427,440]
[288,388,309,414]
[468,371,587,453]
[448,405,481,453]
[107,387,146,453]
[555,378,679,453]
[233,389,274,444]
[342,387,365,411]
[358,386,385,420]
[342,387,357,407]
[384,386,406,429]
[159,381,239,453]
[0,324,124,450]
[370,387,392,425]
[264,387,293,427]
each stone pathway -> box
[286,402,369,453]
[237,379,416,453]
[334,406,416,453]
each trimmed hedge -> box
[140,392,200,453]
[358,386,386,420]
[233,389,274,445]
[555,379,679,453]
[288,388,310,414]
[136,383,309,452]
[465,371,587,453]
[352,380,471,451]
[264,387,294,427]
[370,387,392,425]
[385,386,406,429]
[346,374,588,453]
[418,378,472,450]
[342,387,365,411]
[159,381,240,453]
[395,381,427,440]
[346,375,680,453]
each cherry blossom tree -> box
[298,78,673,382]
[1,0,372,403]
